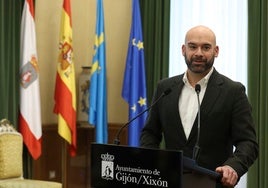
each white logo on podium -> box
[101,153,114,180]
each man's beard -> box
[184,55,215,74]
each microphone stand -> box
[193,84,201,161]
[114,88,171,145]
[113,105,149,145]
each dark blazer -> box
[140,69,258,178]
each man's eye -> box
[203,45,211,51]
[189,45,197,50]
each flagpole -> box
[61,140,67,187]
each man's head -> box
[182,25,219,76]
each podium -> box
[182,155,221,188]
[91,143,221,188]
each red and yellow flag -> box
[54,0,77,156]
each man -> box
[140,25,258,187]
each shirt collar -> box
[182,67,214,87]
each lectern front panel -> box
[91,143,183,188]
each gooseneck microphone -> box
[193,84,201,161]
[114,88,172,145]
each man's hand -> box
[215,165,238,187]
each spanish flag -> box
[54,0,77,156]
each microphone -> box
[114,88,172,145]
[193,84,201,161]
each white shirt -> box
[178,67,214,139]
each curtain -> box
[0,0,32,179]
[247,0,268,187]
[139,0,170,103]
[0,0,23,128]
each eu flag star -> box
[137,41,144,50]
[131,104,136,112]
[138,97,146,107]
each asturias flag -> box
[89,0,108,144]
[19,0,42,160]
[54,0,77,156]
[122,0,148,146]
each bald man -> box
[140,25,258,187]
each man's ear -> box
[214,46,219,57]
[182,44,186,56]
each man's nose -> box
[194,47,203,56]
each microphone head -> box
[195,84,201,93]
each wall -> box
[35,0,130,125]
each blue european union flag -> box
[89,0,108,144]
[122,0,147,147]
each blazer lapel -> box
[173,76,189,142]
[200,70,223,116]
